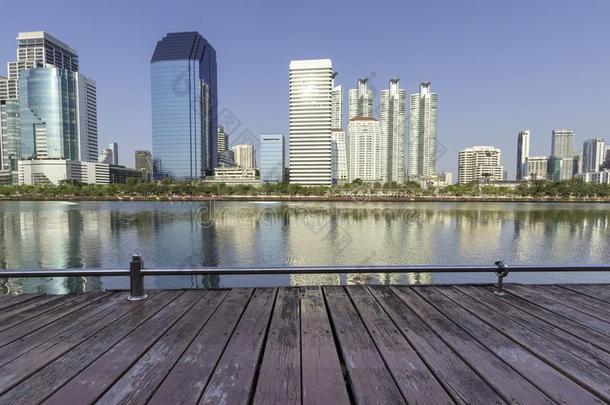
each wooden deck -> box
[0,284,608,404]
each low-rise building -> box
[135,150,153,182]
[204,167,259,185]
[109,165,143,184]
[18,159,110,185]
[524,156,549,180]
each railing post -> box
[494,261,509,296]
[128,254,147,301]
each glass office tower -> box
[260,134,285,183]
[151,32,217,180]
[19,67,79,160]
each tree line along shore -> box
[1,179,610,201]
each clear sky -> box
[1,0,609,177]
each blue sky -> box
[1,0,609,177]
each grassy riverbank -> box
[1,178,610,202]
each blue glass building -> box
[151,32,217,180]
[19,67,79,160]
[260,134,285,183]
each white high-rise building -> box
[348,78,373,119]
[331,131,348,183]
[380,78,406,183]
[408,81,437,180]
[516,130,530,180]
[458,146,504,184]
[231,144,256,169]
[289,59,333,185]
[76,76,99,162]
[348,117,382,182]
[582,138,605,173]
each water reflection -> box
[0,201,609,293]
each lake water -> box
[1,200,609,294]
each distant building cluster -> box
[4,30,608,188]
[0,31,141,185]
[515,129,609,185]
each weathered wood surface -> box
[0,283,608,404]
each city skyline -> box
[1,0,608,177]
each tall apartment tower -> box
[582,138,605,173]
[151,32,217,179]
[458,146,504,184]
[380,78,406,182]
[408,81,437,180]
[516,130,530,180]
[349,117,382,182]
[348,78,373,119]
[288,59,333,185]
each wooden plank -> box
[96,290,229,405]
[0,292,115,366]
[562,284,610,304]
[484,285,610,353]
[424,286,606,405]
[147,288,253,405]
[0,292,132,394]
[393,286,552,404]
[0,294,44,310]
[199,288,277,405]
[348,286,453,404]
[0,291,181,405]
[299,287,350,405]
[253,288,301,405]
[0,294,82,333]
[44,290,202,405]
[0,292,112,350]
[368,285,505,404]
[507,284,610,337]
[323,286,406,404]
[445,286,610,402]
[540,285,610,320]
[457,285,610,371]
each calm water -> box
[1,200,609,294]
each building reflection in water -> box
[0,201,609,293]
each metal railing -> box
[1,255,609,300]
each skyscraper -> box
[380,78,406,183]
[260,134,284,183]
[76,76,98,162]
[331,131,348,183]
[516,130,530,180]
[331,79,343,130]
[135,150,153,181]
[288,59,333,185]
[331,73,347,184]
[151,32,217,180]
[1,31,79,101]
[458,146,504,184]
[348,117,382,182]
[408,81,437,180]
[551,129,574,159]
[19,68,80,160]
[231,144,255,168]
[109,142,118,165]
[549,129,575,181]
[582,138,605,173]
[348,78,373,119]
